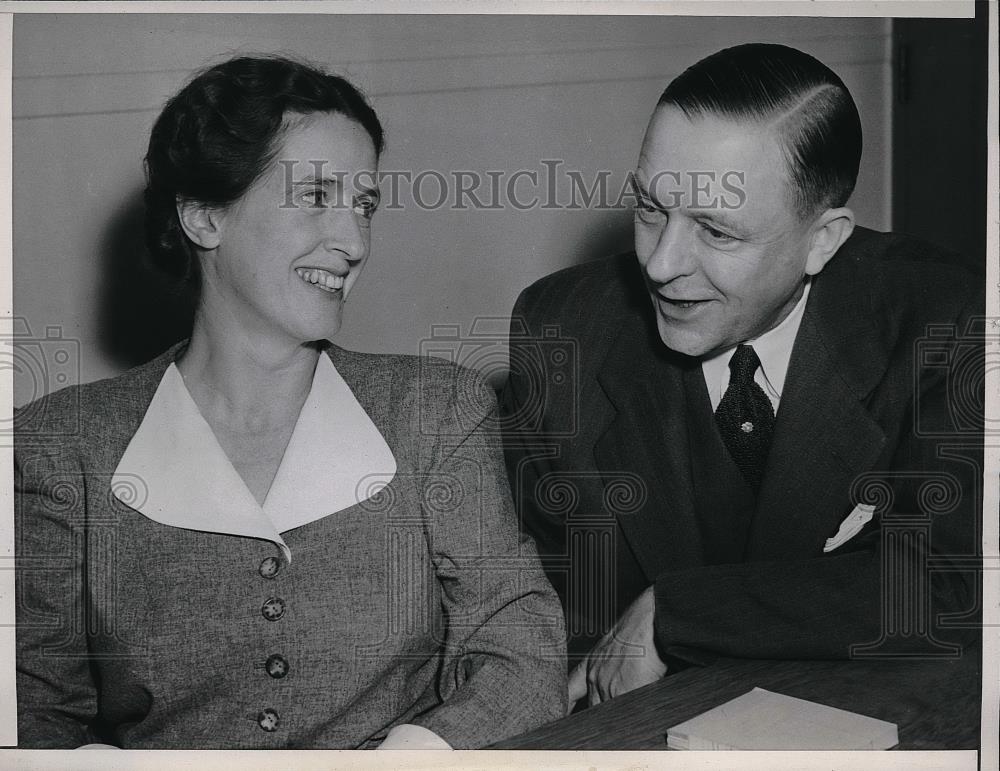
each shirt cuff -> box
[377,723,453,750]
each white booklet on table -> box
[666,687,899,750]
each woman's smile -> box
[295,266,346,294]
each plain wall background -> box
[11,14,894,404]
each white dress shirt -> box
[701,279,812,414]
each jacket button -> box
[259,556,280,579]
[261,597,285,621]
[266,654,289,679]
[257,708,280,732]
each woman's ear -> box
[176,197,224,250]
[804,206,855,276]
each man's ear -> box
[176,197,224,251]
[804,207,855,276]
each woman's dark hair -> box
[659,43,862,219]
[144,55,384,283]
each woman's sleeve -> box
[15,433,100,748]
[409,364,568,748]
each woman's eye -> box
[299,189,328,208]
[353,196,378,220]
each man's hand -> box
[568,585,667,707]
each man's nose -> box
[644,218,695,284]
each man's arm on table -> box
[647,291,983,667]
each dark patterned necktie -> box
[714,344,775,492]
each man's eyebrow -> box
[694,210,750,235]
[632,174,684,210]
[631,177,661,206]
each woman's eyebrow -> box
[291,175,342,186]
[289,176,381,202]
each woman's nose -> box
[323,205,367,262]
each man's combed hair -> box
[658,43,862,218]
[144,55,384,285]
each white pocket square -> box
[823,503,877,553]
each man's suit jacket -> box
[15,342,567,748]
[501,227,983,663]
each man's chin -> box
[655,321,718,359]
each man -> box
[501,43,983,708]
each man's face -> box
[634,105,824,358]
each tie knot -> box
[728,344,761,385]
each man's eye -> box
[701,223,736,243]
[634,201,666,225]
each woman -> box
[15,55,566,749]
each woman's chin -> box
[292,330,337,347]
[292,307,345,344]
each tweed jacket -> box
[15,342,567,748]
[501,226,983,662]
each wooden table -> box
[491,650,982,750]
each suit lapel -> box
[593,310,705,580]
[749,243,889,558]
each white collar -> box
[702,278,811,410]
[112,353,397,562]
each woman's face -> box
[205,112,379,346]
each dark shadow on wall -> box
[571,209,634,266]
[95,193,634,381]
[492,209,636,395]
[97,188,195,370]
